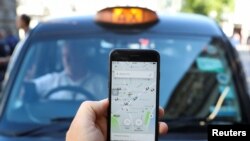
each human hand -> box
[66,99,168,141]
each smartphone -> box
[108,49,160,141]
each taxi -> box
[0,6,249,141]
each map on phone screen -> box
[111,61,157,141]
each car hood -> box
[0,136,63,141]
[0,134,207,141]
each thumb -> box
[88,99,109,117]
[78,99,109,121]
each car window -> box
[5,35,241,124]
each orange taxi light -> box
[96,7,158,25]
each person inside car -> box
[32,42,106,100]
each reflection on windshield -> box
[164,38,241,123]
[5,36,241,125]
[207,86,230,120]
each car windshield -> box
[4,34,242,126]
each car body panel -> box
[0,137,61,141]
[33,13,222,36]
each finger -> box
[78,98,109,120]
[159,107,164,119]
[88,99,109,117]
[100,98,109,117]
[159,122,168,135]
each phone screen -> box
[110,61,158,141]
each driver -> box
[32,42,106,100]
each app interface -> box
[111,61,157,141]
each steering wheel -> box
[44,86,96,100]
[23,84,96,123]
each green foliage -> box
[181,0,234,21]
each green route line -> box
[111,116,119,129]
[144,111,150,126]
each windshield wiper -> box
[164,117,243,125]
[50,117,74,123]
[162,117,244,131]
[1,118,73,137]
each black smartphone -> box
[108,49,160,141]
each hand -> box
[66,99,168,141]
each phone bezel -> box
[108,49,160,141]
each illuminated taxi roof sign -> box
[96,7,158,25]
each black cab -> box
[0,7,249,141]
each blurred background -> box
[0,0,250,85]
[1,0,250,46]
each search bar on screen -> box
[114,70,154,79]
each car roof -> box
[33,12,223,37]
